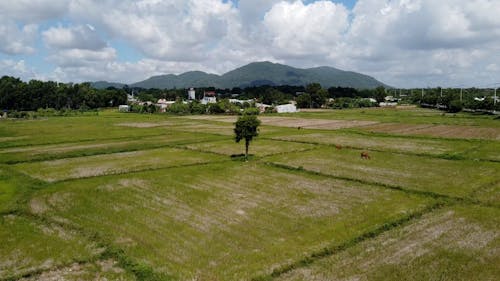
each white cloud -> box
[0,0,68,22]
[47,47,117,67]
[69,0,238,61]
[264,1,349,58]
[43,25,107,50]
[0,21,38,55]
[0,60,35,80]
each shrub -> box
[448,99,463,113]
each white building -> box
[276,104,298,113]
[118,105,130,112]
[156,99,176,112]
[255,102,272,113]
[188,88,196,100]
[201,91,217,105]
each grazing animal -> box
[335,144,342,150]
[361,152,371,160]
[297,126,302,130]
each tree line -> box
[1,75,497,114]
[0,76,126,111]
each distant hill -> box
[131,71,220,89]
[94,62,387,89]
[90,81,126,89]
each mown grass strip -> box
[250,202,446,281]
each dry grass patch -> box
[277,205,500,281]
[365,123,500,140]
[272,132,463,156]
[181,115,378,130]
[115,121,177,128]
[18,259,134,281]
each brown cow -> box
[335,144,342,150]
[360,152,371,159]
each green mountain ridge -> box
[93,61,388,89]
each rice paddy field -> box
[0,107,499,281]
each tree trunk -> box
[245,139,249,161]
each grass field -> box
[0,108,498,281]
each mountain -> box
[131,71,219,89]
[90,81,126,89]
[127,61,388,89]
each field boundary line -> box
[250,202,446,281]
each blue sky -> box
[0,0,499,87]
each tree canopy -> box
[234,114,261,160]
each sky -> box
[0,0,499,88]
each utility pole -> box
[495,88,497,106]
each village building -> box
[188,88,196,100]
[201,91,217,105]
[118,105,130,112]
[156,99,176,112]
[276,103,298,113]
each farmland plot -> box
[272,131,467,156]
[265,147,500,199]
[29,162,434,280]
[14,147,226,182]
[0,215,100,280]
[276,205,500,281]
[184,138,317,157]
[363,123,500,140]
[182,115,378,130]
[0,132,223,164]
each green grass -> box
[0,132,223,164]
[29,162,435,280]
[271,130,471,156]
[282,107,500,127]
[0,215,100,280]
[265,147,500,200]
[183,138,317,157]
[13,147,228,182]
[0,166,44,214]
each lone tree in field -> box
[234,114,261,160]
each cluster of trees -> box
[401,88,500,112]
[0,76,127,111]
